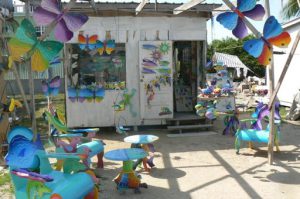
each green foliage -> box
[282,0,300,20]
[208,35,265,77]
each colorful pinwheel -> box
[217,0,265,39]
[33,0,89,42]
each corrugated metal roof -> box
[213,52,253,76]
[5,64,64,80]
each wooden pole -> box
[0,14,31,118]
[268,30,300,108]
[24,0,37,136]
[11,63,31,116]
[221,0,275,164]
[265,0,276,166]
[23,0,77,138]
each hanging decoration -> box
[8,19,63,72]
[243,16,291,66]
[33,0,89,42]
[217,0,265,39]
[0,98,22,122]
[67,85,105,103]
[78,34,100,50]
[97,39,116,55]
[217,1,291,66]
[113,88,137,117]
[41,76,61,97]
[77,33,116,55]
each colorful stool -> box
[104,148,148,193]
[124,135,159,172]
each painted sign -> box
[139,41,173,119]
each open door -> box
[139,41,173,119]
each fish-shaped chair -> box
[44,111,105,170]
[235,103,281,154]
[5,127,98,199]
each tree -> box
[282,0,300,20]
[208,35,265,78]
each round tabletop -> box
[68,128,99,133]
[53,133,83,138]
[104,148,147,161]
[124,135,159,144]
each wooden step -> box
[167,124,212,130]
[167,116,205,121]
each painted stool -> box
[124,135,159,172]
[104,148,148,193]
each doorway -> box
[173,41,203,113]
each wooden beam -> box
[264,0,276,166]
[173,0,206,15]
[136,0,149,15]
[268,30,300,108]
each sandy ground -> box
[1,115,299,199]
[97,118,300,199]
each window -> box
[70,43,126,90]
[15,6,24,13]
[35,26,45,37]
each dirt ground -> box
[1,115,299,199]
[97,118,300,199]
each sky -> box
[14,0,286,43]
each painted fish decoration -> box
[156,67,171,74]
[142,44,158,50]
[142,58,157,67]
[159,60,170,66]
[142,67,156,74]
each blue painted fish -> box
[142,59,157,67]
[142,67,156,74]
[142,44,158,50]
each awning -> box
[212,52,254,77]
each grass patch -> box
[0,172,11,186]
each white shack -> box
[64,2,221,127]
[273,17,300,106]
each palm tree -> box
[282,0,300,19]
